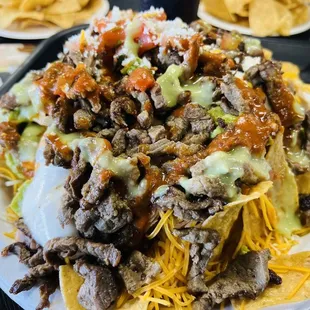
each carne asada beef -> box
[15,219,40,250]
[220,75,251,114]
[51,97,73,133]
[74,260,118,310]
[59,192,80,226]
[81,168,114,206]
[152,186,224,221]
[44,237,121,267]
[10,263,57,294]
[1,243,44,267]
[126,129,151,150]
[65,148,92,200]
[74,190,133,237]
[299,194,310,227]
[245,61,302,127]
[150,83,169,110]
[269,269,282,285]
[148,125,167,143]
[131,91,153,129]
[111,224,143,249]
[0,122,20,149]
[173,228,220,293]
[36,275,59,310]
[182,132,209,145]
[166,115,189,141]
[112,129,127,156]
[0,93,18,110]
[118,251,161,294]
[110,96,137,127]
[193,250,271,309]
[73,109,95,130]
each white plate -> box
[198,2,310,36]
[0,0,109,40]
[0,182,310,309]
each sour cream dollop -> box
[21,143,77,246]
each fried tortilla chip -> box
[296,172,310,195]
[120,299,149,310]
[232,251,310,309]
[59,265,85,310]
[275,1,293,36]
[249,0,281,36]
[44,0,100,28]
[224,0,251,17]
[19,0,55,11]
[0,8,44,29]
[20,18,54,29]
[43,0,90,14]
[202,0,237,22]
[202,181,272,260]
[266,131,301,236]
[291,4,309,26]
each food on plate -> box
[0,0,102,30]
[1,6,310,310]
[201,0,310,36]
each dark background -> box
[1,0,310,309]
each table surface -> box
[1,0,310,309]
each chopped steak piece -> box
[182,132,209,145]
[110,96,137,127]
[52,97,73,133]
[299,194,310,227]
[150,83,168,110]
[145,138,175,156]
[137,110,153,129]
[74,260,118,310]
[166,115,189,141]
[59,192,79,226]
[174,228,220,294]
[73,109,95,130]
[111,129,127,156]
[148,125,167,143]
[75,191,133,236]
[184,103,207,120]
[245,61,300,127]
[131,91,153,129]
[36,275,59,310]
[127,129,151,150]
[118,251,161,294]
[0,122,20,149]
[193,250,271,309]
[10,263,56,294]
[1,243,44,267]
[269,269,282,285]
[152,186,224,221]
[220,75,250,114]
[81,168,114,206]
[15,219,40,250]
[0,93,18,110]
[43,237,121,267]
[65,148,91,200]
[112,224,143,249]
[43,136,72,168]
[96,128,117,140]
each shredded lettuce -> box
[9,180,31,217]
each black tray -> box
[1,27,310,96]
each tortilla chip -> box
[59,265,85,310]
[20,18,54,29]
[202,0,237,22]
[224,0,251,17]
[202,181,272,260]
[275,1,293,36]
[0,7,44,29]
[43,0,89,14]
[263,48,273,60]
[266,131,301,236]
[44,0,100,28]
[0,0,21,8]
[119,299,149,310]
[249,0,281,36]
[19,0,55,11]
[291,4,309,26]
[296,172,310,195]
[232,251,310,309]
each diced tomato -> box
[220,32,242,51]
[138,31,157,55]
[126,68,155,92]
[102,27,125,48]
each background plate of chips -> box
[198,0,310,37]
[0,0,109,40]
